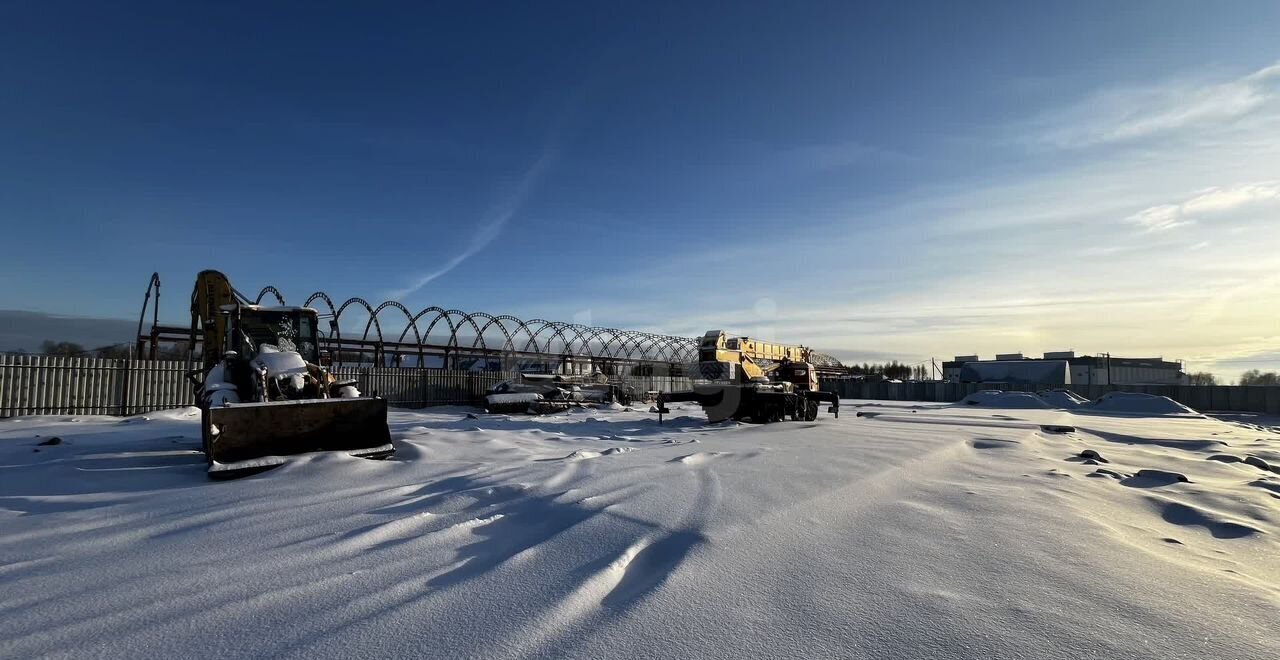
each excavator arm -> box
[190,270,244,372]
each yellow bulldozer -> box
[655,330,839,423]
[189,271,392,478]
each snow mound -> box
[1082,392,1199,416]
[959,390,1054,409]
[1037,389,1089,408]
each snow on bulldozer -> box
[189,271,392,478]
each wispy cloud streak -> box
[1127,180,1280,232]
[388,145,559,301]
[1033,61,1280,148]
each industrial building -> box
[942,351,1186,385]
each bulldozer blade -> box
[204,398,393,477]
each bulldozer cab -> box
[227,306,321,363]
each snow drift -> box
[960,389,1202,417]
[1079,391,1200,416]
[960,389,1054,409]
[1,401,1276,659]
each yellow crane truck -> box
[655,330,839,423]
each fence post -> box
[118,358,131,416]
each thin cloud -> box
[1126,180,1280,232]
[387,146,559,301]
[1034,61,1280,148]
[387,80,594,302]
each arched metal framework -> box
[138,274,845,372]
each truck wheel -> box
[805,400,819,421]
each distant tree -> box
[155,342,191,360]
[40,340,86,356]
[96,344,132,359]
[883,361,912,380]
[1186,372,1217,386]
[1239,369,1280,386]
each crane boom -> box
[697,330,814,383]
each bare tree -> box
[40,340,86,357]
[1186,372,1217,386]
[1239,369,1280,386]
[96,344,132,359]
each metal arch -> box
[304,291,337,317]
[501,318,543,366]
[631,334,663,361]
[334,297,377,323]
[577,326,615,358]
[366,300,424,367]
[136,272,161,340]
[655,335,695,363]
[614,330,654,360]
[652,337,679,363]
[468,313,517,353]
[627,331,662,359]
[400,306,446,344]
[333,297,381,366]
[440,310,485,351]
[525,319,574,357]
[558,323,592,356]
[616,331,655,360]
[255,286,286,305]
[488,315,531,354]
[519,319,552,354]
[139,274,843,371]
[551,322,593,357]
[603,328,645,362]
[355,301,387,348]
[417,308,459,345]
[599,329,629,359]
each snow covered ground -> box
[2,400,1278,659]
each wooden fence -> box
[822,379,1280,415]
[0,354,695,418]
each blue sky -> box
[2,2,1278,378]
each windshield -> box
[234,310,319,363]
